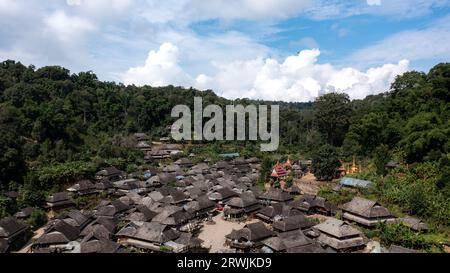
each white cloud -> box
[44,11,95,44]
[122,42,192,87]
[66,0,133,17]
[123,44,410,102]
[367,0,382,6]
[0,0,22,14]
[66,0,81,6]
[201,49,410,102]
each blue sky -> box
[0,0,449,101]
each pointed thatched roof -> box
[46,192,73,204]
[174,158,193,167]
[36,220,80,245]
[80,239,120,253]
[399,216,429,231]
[273,214,315,232]
[0,217,29,238]
[314,218,361,239]
[118,222,180,244]
[341,197,392,219]
[209,187,239,201]
[58,210,91,229]
[14,207,34,219]
[226,221,274,242]
[226,192,259,208]
[262,229,311,252]
[260,188,293,202]
[67,180,95,192]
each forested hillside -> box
[0,60,449,227]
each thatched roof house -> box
[58,210,92,230]
[272,214,315,232]
[255,203,301,222]
[67,180,96,195]
[95,167,122,181]
[46,192,74,210]
[398,216,429,232]
[160,188,188,205]
[33,220,80,252]
[224,192,261,218]
[80,217,116,238]
[14,207,34,219]
[388,244,420,253]
[258,188,293,204]
[95,200,131,219]
[290,194,335,215]
[225,222,274,250]
[125,205,157,222]
[95,179,114,192]
[313,218,365,251]
[208,187,239,202]
[183,195,215,217]
[261,229,312,253]
[80,238,120,253]
[0,217,29,244]
[116,222,180,251]
[341,197,396,227]
[174,158,194,168]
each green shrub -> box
[318,185,356,206]
[28,208,47,228]
[159,245,173,252]
[376,222,433,251]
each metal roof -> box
[340,177,374,189]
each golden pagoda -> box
[348,156,360,174]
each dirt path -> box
[294,172,327,195]
[198,212,257,252]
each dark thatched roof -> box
[46,192,72,203]
[0,238,8,253]
[226,222,274,242]
[14,207,34,218]
[259,188,293,202]
[44,220,80,241]
[80,239,120,253]
[262,230,311,251]
[58,210,91,228]
[272,214,315,232]
[0,217,29,238]
[313,218,361,239]
[118,222,180,244]
[341,197,392,219]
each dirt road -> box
[198,213,257,252]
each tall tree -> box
[313,93,353,146]
[311,144,341,181]
[0,105,26,187]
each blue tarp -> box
[340,177,374,189]
[220,153,240,158]
[143,171,152,179]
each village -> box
[0,133,432,254]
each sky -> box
[0,0,449,102]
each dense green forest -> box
[0,60,449,235]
